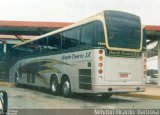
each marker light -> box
[144,58,147,63]
[143,53,147,80]
[99,50,103,54]
[98,56,103,61]
[98,63,103,68]
[98,69,103,74]
[144,56,147,75]
[98,76,103,80]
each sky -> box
[0,0,159,25]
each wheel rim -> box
[15,76,19,83]
[51,81,57,92]
[63,81,70,96]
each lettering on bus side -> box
[72,54,84,59]
[62,52,91,60]
[98,42,105,46]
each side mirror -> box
[0,91,8,114]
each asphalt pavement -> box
[1,82,160,100]
[1,85,160,109]
[119,85,160,100]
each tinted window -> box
[94,21,105,46]
[17,45,27,57]
[7,44,14,52]
[62,27,80,49]
[0,44,3,58]
[48,34,62,50]
[36,38,48,53]
[105,10,141,49]
[81,22,94,45]
[27,41,37,55]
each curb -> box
[117,93,160,100]
[0,82,15,87]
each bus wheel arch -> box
[50,74,59,95]
[61,74,71,97]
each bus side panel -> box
[9,50,94,93]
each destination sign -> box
[106,50,141,57]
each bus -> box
[9,10,146,98]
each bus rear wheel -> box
[50,77,59,95]
[101,93,112,100]
[62,79,71,97]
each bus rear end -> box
[92,10,146,94]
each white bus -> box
[9,10,146,98]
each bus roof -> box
[13,10,139,48]
[13,12,104,48]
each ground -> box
[1,86,160,109]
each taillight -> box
[98,69,103,74]
[98,50,104,80]
[144,58,147,66]
[144,58,147,74]
[98,63,103,68]
[99,50,103,54]
[144,53,147,77]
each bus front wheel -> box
[62,79,71,97]
[50,77,59,95]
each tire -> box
[62,79,71,97]
[50,77,59,95]
[101,93,112,100]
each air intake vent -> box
[79,69,92,90]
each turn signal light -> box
[98,56,103,61]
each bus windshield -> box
[105,11,141,50]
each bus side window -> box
[81,22,94,46]
[27,41,37,56]
[94,21,105,47]
[62,27,80,49]
[47,34,62,51]
[16,45,29,58]
[36,38,48,54]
